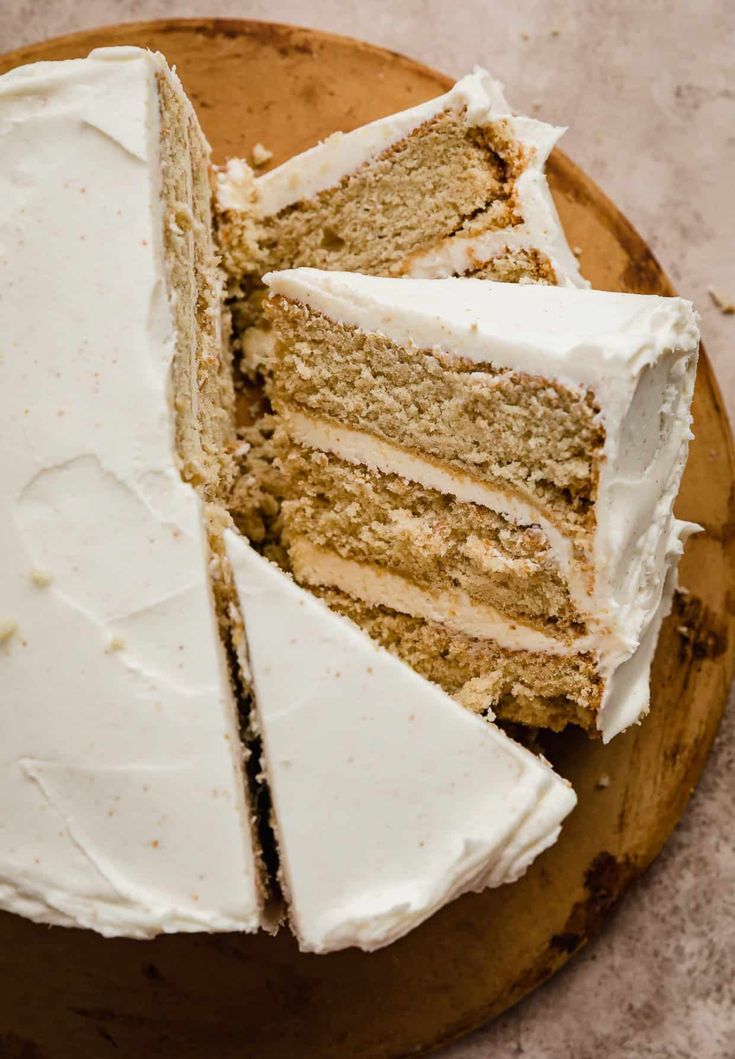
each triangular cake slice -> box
[261,268,700,742]
[0,48,262,936]
[216,67,586,387]
[217,67,586,294]
[225,531,577,954]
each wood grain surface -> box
[0,19,732,1059]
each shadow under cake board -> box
[0,19,733,1059]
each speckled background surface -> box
[1,3,733,1056]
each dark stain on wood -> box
[0,1033,48,1059]
[550,852,634,957]
[674,591,728,661]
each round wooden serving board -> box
[0,19,733,1059]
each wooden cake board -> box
[0,20,733,1059]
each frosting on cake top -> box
[0,47,262,936]
[226,532,576,953]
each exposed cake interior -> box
[215,68,587,380]
[154,59,282,916]
[240,268,699,741]
[267,297,602,525]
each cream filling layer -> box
[281,408,593,614]
[289,538,584,656]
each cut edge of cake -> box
[257,267,700,742]
[217,66,587,291]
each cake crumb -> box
[0,620,18,645]
[251,142,273,167]
[106,636,125,653]
[708,287,735,314]
[29,568,52,587]
[551,28,561,36]
[596,772,611,789]
[520,31,530,41]
[572,245,583,258]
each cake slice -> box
[261,269,700,742]
[0,48,262,936]
[225,532,576,954]
[215,67,586,379]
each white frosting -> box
[0,48,262,936]
[225,532,576,954]
[266,269,700,740]
[218,68,585,287]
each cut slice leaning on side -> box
[226,532,577,954]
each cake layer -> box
[0,48,262,937]
[316,588,602,734]
[267,296,603,523]
[278,441,584,635]
[225,533,577,952]
[256,108,512,278]
[217,68,586,290]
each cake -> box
[0,47,263,936]
[215,67,587,380]
[226,532,575,953]
[258,269,700,741]
[0,47,577,950]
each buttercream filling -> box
[288,537,584,655]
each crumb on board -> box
[0,620,18,645]
[106,636,125,653]
[251,142,274,167]
[29,568,52,587]
[596,772,611,789]
[708,287,735,314]
[572,246,583,258]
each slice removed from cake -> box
[0,47,262,936]
[259,269,700,742]
[217,67,585,290]
[225,532,577,954]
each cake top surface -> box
[218,67,561,217]
[265,268,699,398]
[0,47,261,936]
[226,532,576,953]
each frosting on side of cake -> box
[0,48,262,936]
[225,531,576,954]
[264,269,700,740]
[218,68,584,288]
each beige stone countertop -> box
[1,2,733,1056]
